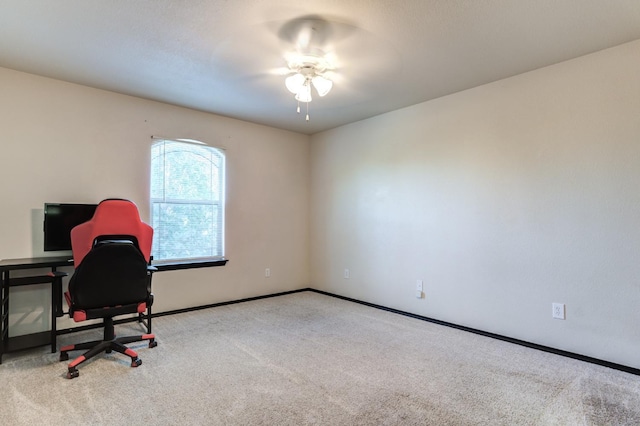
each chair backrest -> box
[69,239,150,309]
[68,199,154,310]
[70,199,153,267]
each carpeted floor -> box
[3,291,639,425]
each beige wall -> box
[0,67,310,334]
[310,39,640,368]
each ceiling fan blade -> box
[277,15,353,53]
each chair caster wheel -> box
[67,369,79,379]
[59,352,69,361]
[149,340,158,348]
[131,357,142,368]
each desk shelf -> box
[9,275,60,287]
[6,331,51,353]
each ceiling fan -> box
[277,16,349,121]
[213,14,399,122]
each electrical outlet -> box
[344,269,350,279]
[552,303,565,320]
[265,268,271,278]
[416,280,423,292]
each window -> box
[150,139,225,262]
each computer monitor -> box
[43,203,98,251]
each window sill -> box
[152,258,228,272]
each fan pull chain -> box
[293,99,310,122]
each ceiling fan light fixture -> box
[294,81,312,103]
[284,53,335,121]
[312,75,332,96]
[285,73,305,94]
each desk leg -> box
[49,272,67,353]
[50,278,56,353]
[0,271,7,364]
[53,271,63,317]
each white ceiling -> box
[2,1,640,135]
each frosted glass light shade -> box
[285,73,305,94]
[294,82,312,103]
[312,75,333,96]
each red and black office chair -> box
[60,199,157,379]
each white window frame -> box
[150,138,225,263]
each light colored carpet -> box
[3,291,639,425]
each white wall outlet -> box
[552,303,565,320]
[344,268,350,279]
[416,280,423,292]
[265,268,271,278]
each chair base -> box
[60,317,156,379]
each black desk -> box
[0,256,71,363]
[0,256,226,363]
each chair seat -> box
[64,291,148,322]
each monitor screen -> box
[44,203,98,251]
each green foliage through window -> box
[150,140,225,261]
